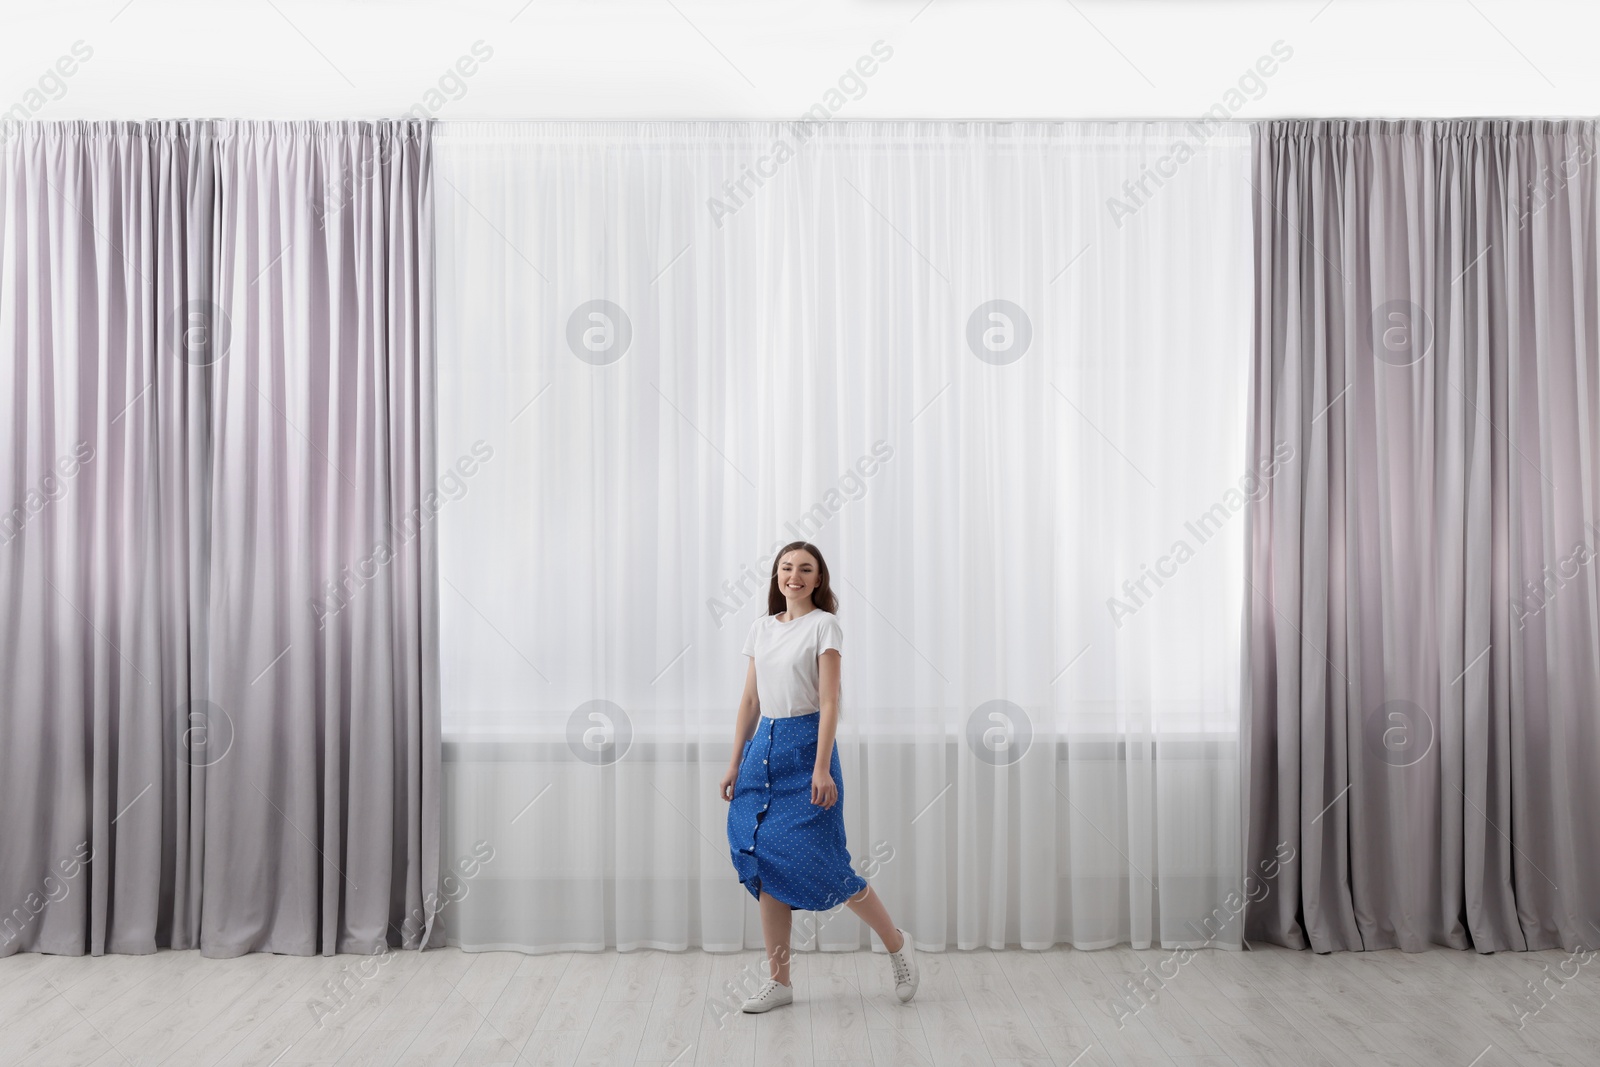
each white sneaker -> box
[740,977,793,1013]
[888,927,918,1002]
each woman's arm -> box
[814,648,841,783]
[730,656,760,760]
[720,658,762,802]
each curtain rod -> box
[424,115,1599,126]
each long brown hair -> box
[765,541,839,616]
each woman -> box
[720,541,919,1012]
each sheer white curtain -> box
[433,120,1252,953]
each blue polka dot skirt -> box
[727,712,870,912]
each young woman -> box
[720,541,919,1012]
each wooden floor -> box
[2,942,1595,1067]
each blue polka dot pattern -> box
[727,712,869,911]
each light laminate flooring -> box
[1,943,1594,1067]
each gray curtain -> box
[0,120,441,957]
[1244,119,1600,952]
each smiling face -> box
[776,548,819,607]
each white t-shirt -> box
[741,608,843,718]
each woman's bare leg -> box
[844,884,904,952]
[758,892,794,985]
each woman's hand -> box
[811,768,837,809]
[719,762,739,802]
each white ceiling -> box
[1,0,1593,121]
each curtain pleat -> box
[1244,118,1600,952]
[0,119,441,958]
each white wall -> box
[2,0,1596,122]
